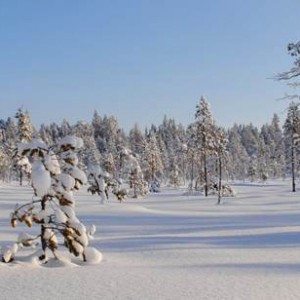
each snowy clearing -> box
[1,180,300,300]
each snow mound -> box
[42,257,79,268]
[83,247,103,264]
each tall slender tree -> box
[144,132,163,185]
[214,127,228,204]
[283,102,300,192]
[195,97,215,196]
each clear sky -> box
[0,0,299,131]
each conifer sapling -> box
[2,136,101,264]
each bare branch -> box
[276,93,300,102]
[275,66,300,81]
[274,42,300,82]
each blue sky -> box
[0,0,299,131]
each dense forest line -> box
[0,98,298,198]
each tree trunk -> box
[190,153,194,191]
[19,166,23,186]
[182,155,186,187]
[217,158,222,205]
[204,152,208,197]
[292,136,296,192]
[151,154,155,182]
[39,196,48,261]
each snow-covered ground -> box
[1,180,300,300]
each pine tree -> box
[128,123,145,156]
[257,136,269,182]
[120,148,147,198]
[269,114,285,178]
[185,124,198,191]
[248,157,257,182]
[61,119,72,136]
[15,108,34,185]
[194,97,215,196]
[5,117,18,147]
[3,136,100,263]
[15,108,34,143]
[283,102,300,192]
[91,110,103,140]
[227,124,249,180]
[214,127,228,204]
[145,133,163,187]
[39,124,53,145]
[72,121,101,168]
[0,146,10,182]
[240,124,259,157]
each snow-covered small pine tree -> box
[15,108,34,186]
[88,147,147,201]
[87,165,110,204]
[121,148,147,198]
[15,108,34,143]
[0,146,11,182]
[214,127,228,204]
[248,157,257,182]
[3,136,102,264]
[144,133,163,186]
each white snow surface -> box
[1,181,300,299]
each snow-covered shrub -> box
[190,179,235,197]
[87,165,110,204]
[88,147,148,202]
[122,148,148,198]
[149,179,160,193]
[2,136,101,264]
[208,181,236,197]
[87,168,128,202]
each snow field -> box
[1,181,300,299]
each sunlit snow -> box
[1,181,300,300]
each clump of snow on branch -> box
[31,160,52,197]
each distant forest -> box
[0,98,298,196]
